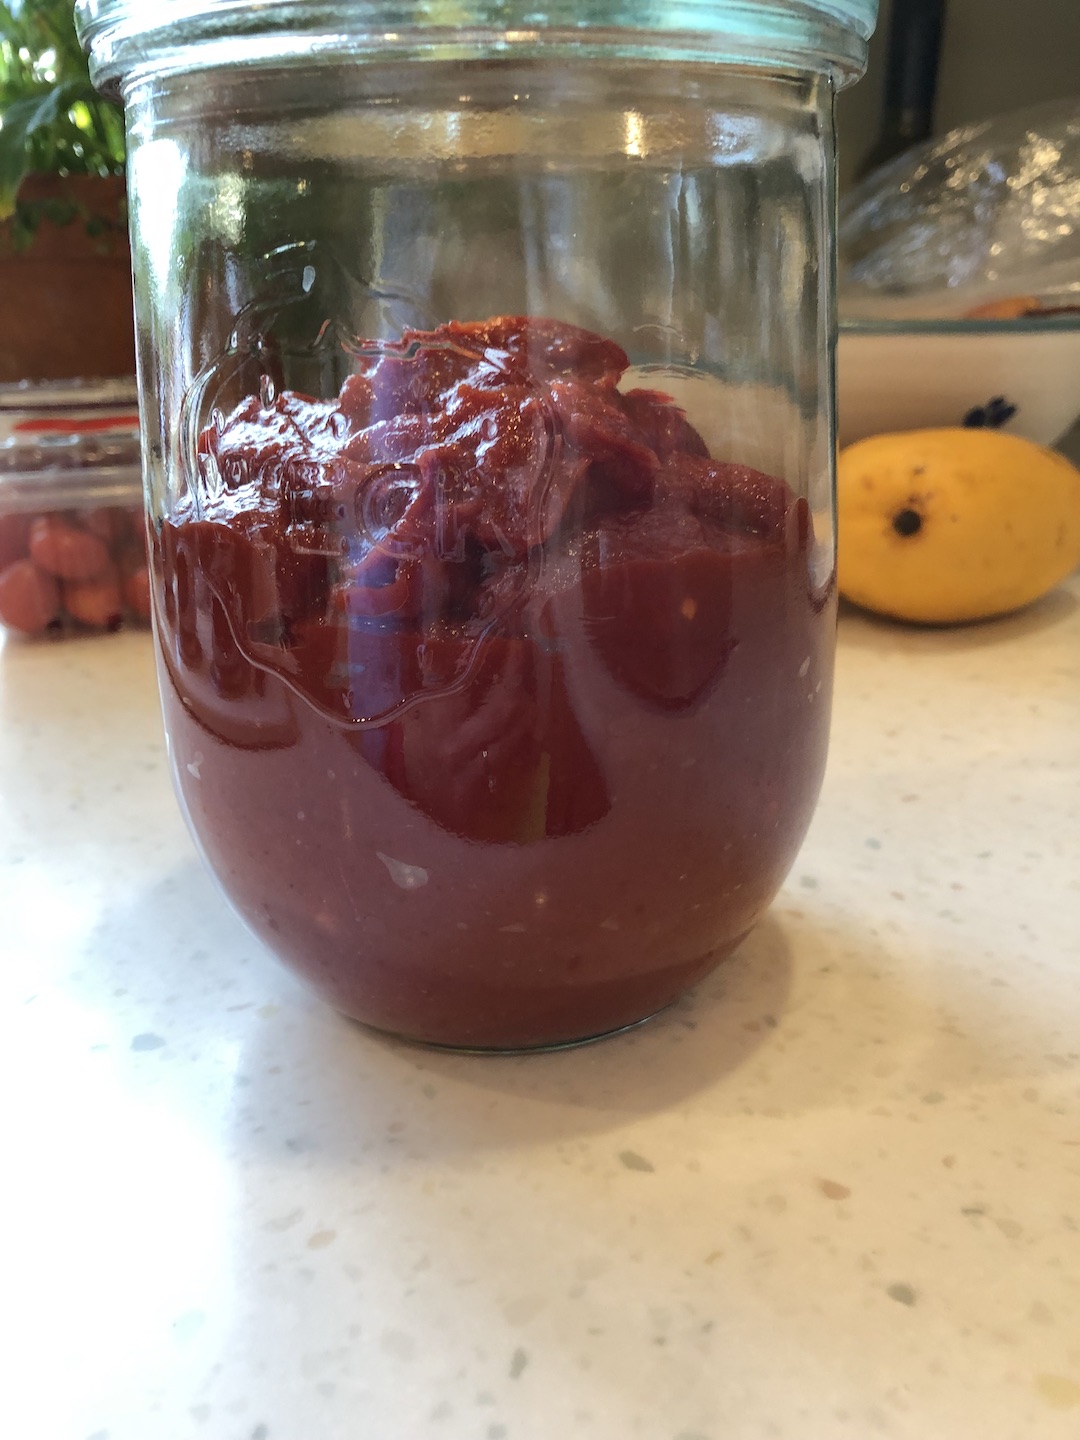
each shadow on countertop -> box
[74,846,1064,1168]
[76,855,797,1154]
[837,582,1078,652]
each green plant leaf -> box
[0,2,27,46]
[0,87,63,214]
[0,1,126,224]
[1,71,118,216]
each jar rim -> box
[77,1,878,91]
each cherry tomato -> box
[83,507,127,545]
[63,567,124,629]
[126,505,148,558]
[0,559,61,635]
[123,563,152,621]
[0,514,31,570]
[29,516,110,582]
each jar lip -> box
[77,1,877,90]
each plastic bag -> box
[838,97,1080,319]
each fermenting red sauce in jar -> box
[154,316,833,1047]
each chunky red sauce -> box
[155,316,833,1047]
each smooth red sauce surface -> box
[155,316,833,1047]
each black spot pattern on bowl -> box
[963,396,1018,429]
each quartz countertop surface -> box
[2,584,1079,1440]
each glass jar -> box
[80,0,877,1049]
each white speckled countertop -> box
[3,582,1079,1440]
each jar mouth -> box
[77,0,877,93]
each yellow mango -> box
[837,428,1080,623]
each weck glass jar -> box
[79,0,877,1049]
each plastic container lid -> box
[78,1,878,90]
[0,379,142,513]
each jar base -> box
[355,1003,672,1056]
[318,941,742,1054]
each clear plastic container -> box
[80,1,876,1049]
[0,380,150,637]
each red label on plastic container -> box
[12,415,140,435]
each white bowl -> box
[837,315,1080,449]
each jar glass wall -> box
[83,8,873,1049]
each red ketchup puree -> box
[154,316,833,1048]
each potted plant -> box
[0,0,132,382]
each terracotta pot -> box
[0,173,135,383]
